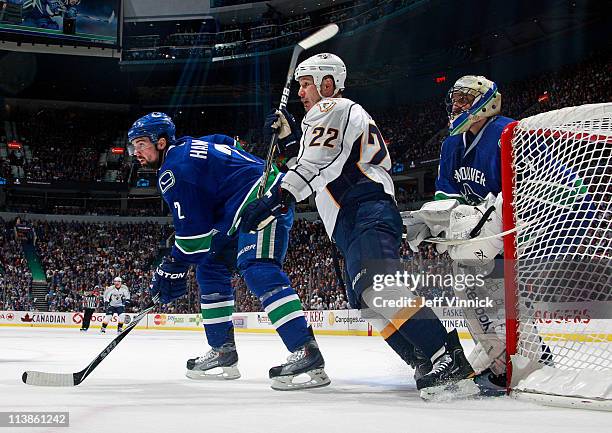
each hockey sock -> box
[394,308,447,360]
[241,262,310,352]
[362,287,446,359]
[262,286,310,352]
[200,298,235,348]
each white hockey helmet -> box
[113,276,122,283]
[294,53,347,97]
[446,75,501,136]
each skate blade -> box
[271,368,331,391]
[474,376,506,397]
[420,378,480,402]
[185,365,241,381]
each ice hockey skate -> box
[269,336,330,391]
[417,329,478,401]
[473,368,506,397]
[185,342,241,380]
[412,347,433,382]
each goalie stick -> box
[22,296,159,387]
[422,223,530,246]
[257,23,339,200]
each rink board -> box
[1,309,610,342]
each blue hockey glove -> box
[263,108,301,149]
[240,181,296,233]
[150,257,190,304]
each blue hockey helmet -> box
[445,76,501,136]
[127,112,176,155]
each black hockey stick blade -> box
[22,298,158,386]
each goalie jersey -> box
[159,134,273,264]
[282,98,395,237]
[435,115,514,205]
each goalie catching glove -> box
[448,193,503,266]
[150,256,190,304]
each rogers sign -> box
[72,313,119,324]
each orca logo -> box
[461,183,485,205]
[159,170,175,194]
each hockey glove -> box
[240,180,296,233]
[264,108,302,150]
[401,211,430,253]
[150,256,190,304]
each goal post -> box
[501,103,612,410]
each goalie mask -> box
[446,75,501,136]
[127,112,176,156]
[294,53,346,98]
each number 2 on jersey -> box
[174,201,185,219]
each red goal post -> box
[500,103,612,410]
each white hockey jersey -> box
[103,285,130,307]
[282,97,395,237]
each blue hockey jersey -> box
[158,134,279,264]
[435,116,514,204]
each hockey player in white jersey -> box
[101,276,130,333]
[241,53,476,398]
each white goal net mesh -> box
[506,103,612,407]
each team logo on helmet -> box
[294,53,347,97]
[127,112,176,154]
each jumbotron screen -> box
[0,0,120,47]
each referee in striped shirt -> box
[80,286,100,332]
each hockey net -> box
[501,103,612,410]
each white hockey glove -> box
[400,211,429,252]
[448,193,503,266]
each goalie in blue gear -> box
[128,112,330,391]
[405,76,556,397]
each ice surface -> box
[1,328,609,433]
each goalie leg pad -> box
[453,262,507,375]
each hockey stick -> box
[256,23,339,199]
[22,296,159,387]
[421,222,531,246]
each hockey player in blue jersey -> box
[434,75,513,204]
[127,112,330,391]
[404,76,555,396]
[241,53,476,399]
